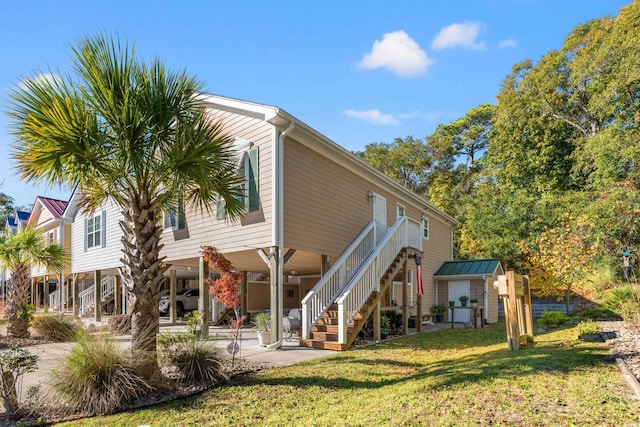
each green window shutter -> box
[216,199,226,220]
[178,202,186,230]
[84,218,88,252]
[248,148,259,212]
[101,210,107,248]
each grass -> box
[57,322,640,426]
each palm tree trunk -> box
[119,194,169,362]
[6,263,31,338]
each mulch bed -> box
[600,320,640,389]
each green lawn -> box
[58,322,640,426]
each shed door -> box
[372,193,386,244]
[448,280,470,323]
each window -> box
[48,231,55,244]
[218,139,259,219]
[87,214,101,248]
[422,217,430,240]
[84,211,106,251]
[163,200,185,230]
[397,204,406,219]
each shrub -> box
[31,314,81,342]
[0,346,39,415]
[108,314,132,335]
[577,320,600,335]
[570,305,617,321]
[537,310,570,328]
[158,332,226,384]
[52,331,152,415]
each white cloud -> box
[344,109,400,125]
[16,73,60,91]
[358,30,433,78]
[499,38,517,49]
[432,22,486,51]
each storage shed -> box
[433,259,504,324]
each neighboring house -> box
[5,209,30,235]
[27,196,71,310]
[62,94,459,350]
[433,258,504,324]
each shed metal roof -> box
[434,259,503,278]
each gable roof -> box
[434,259,504,279]
[36,196,67,218]
[16,210,30,221]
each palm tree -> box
[0,228,66,338]
[7,34,244,361]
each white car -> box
[159,288,199,317]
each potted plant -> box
[252,312,271,346]
[469,298,478,308]
[431,304,447,323]
[448,300,455,307]
[459,295,469,307]
[380,315,391,339]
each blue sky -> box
[0,0,631,207]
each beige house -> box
[27,196,71,310]
[62,94,459,350]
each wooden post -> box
[43,275,49,311]
[94,270,101,322]
[170,270,177,325]
[241,271,248,318]
[198,257,209,338]
[402,259,408,335]
[523,275,534,343]
[113,275,121,315]
[72,274,78,318]
[373,299,381,341]
[506,271,519,350]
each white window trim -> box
[397,203,406,220]
[87,214,101,249]
[422,217,430,240]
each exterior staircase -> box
[78,275,116,316]
[301,217,420,351]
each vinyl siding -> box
[283,139,453,322]
[71,200,122,273]
[160,111,274,261]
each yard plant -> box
[8,33,245,368]
[56,322,640,426]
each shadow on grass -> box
[234,322,611,392]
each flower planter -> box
[461,301,467,307]
[257,331,271,346]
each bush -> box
[158,332,226,384]
[577,320,600,335]
[0,346,39,415]
[52,331,152,415]
[31,314,81,342]
[108,314,131,335]
[537,310,570,328]
[570,305,617,321]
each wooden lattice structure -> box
[494,271,534,350]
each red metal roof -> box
[36,196,68,218]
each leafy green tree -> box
[7,34,244,362]
[355,136,431,195]
[0,228,66,337]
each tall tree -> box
[355,136,431,195]
[7,34,244,363]
[0,227,66,337]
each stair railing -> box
[301,222,377,339]
[49,289,60,311]
[336,217,422,344]
[78,276,116,316]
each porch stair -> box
[78,276,117,317]
[301,249,407,350]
